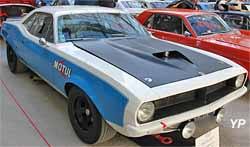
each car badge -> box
[144,77,153,83]
[198,72,205,76]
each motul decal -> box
[54,60,72,78]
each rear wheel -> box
[68,87,116,144]
[6,44,27,73]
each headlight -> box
[137,102,155,123]
[181,121,196,139]
[235,74,245,88]
[215,108,225,123]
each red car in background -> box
[0,0,35,30]
[137,9,250,85]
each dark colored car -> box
[216,11,250,35]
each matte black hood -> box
[73,37,231,87]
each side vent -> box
[153,51,193,64]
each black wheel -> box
[68,87,116,144]
[6,44,26,73]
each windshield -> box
[57,13,149,43]
[0,5,34,17]
[187,14,231,36]
[121,1,146,8]
[150,2,169,8]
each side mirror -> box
[184,31,192,37]
[148,31,155,36]
[37,1,42,7]
[39,38,47,46]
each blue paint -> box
[2,23,128,126]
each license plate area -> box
[195,127,219,147]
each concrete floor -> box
[0,39,249,147]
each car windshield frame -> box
[187,14,232,37]
[57,12,149,43]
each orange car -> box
[137,9,250,86]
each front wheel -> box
[68,87,116,144]
[6,44,27,73]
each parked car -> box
[216,11,250,35]
[166,0,196,9]
[52,0,117,7]
[138,0,171,8]
[0,3,35,31]
[1,6,247,145]
[197,2,215,11]
[36,0,54,6]
[115,0,147,16]
[228,1,250,12]
[242,2,250,11]
[0,0,35,6]
[137,9,250,86]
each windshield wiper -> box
[201,31,216,35]
[65,38,97,42]
[110,33,128,37]
[219,30,231,34]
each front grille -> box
[151,77,238,122]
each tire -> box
[68,87,116,144]
[6,44,27,73]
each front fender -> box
[65,73,128,127]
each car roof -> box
[145,8,215,17]
[0,3,34,7]
[215,11,250,17]
[34,5,124,15]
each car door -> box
[22,12,54,82]
[143,13,197,47]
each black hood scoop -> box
[153,51,193,64]
[73,37,231,87]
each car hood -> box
[204,32,250,48]
[73,37,231,87]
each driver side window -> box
[153,14,188,35]
[23,13,37,32]
[144,13,189,35]
[25,13,54,43]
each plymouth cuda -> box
[1,6,248,144]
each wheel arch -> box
[63,74,128,127]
